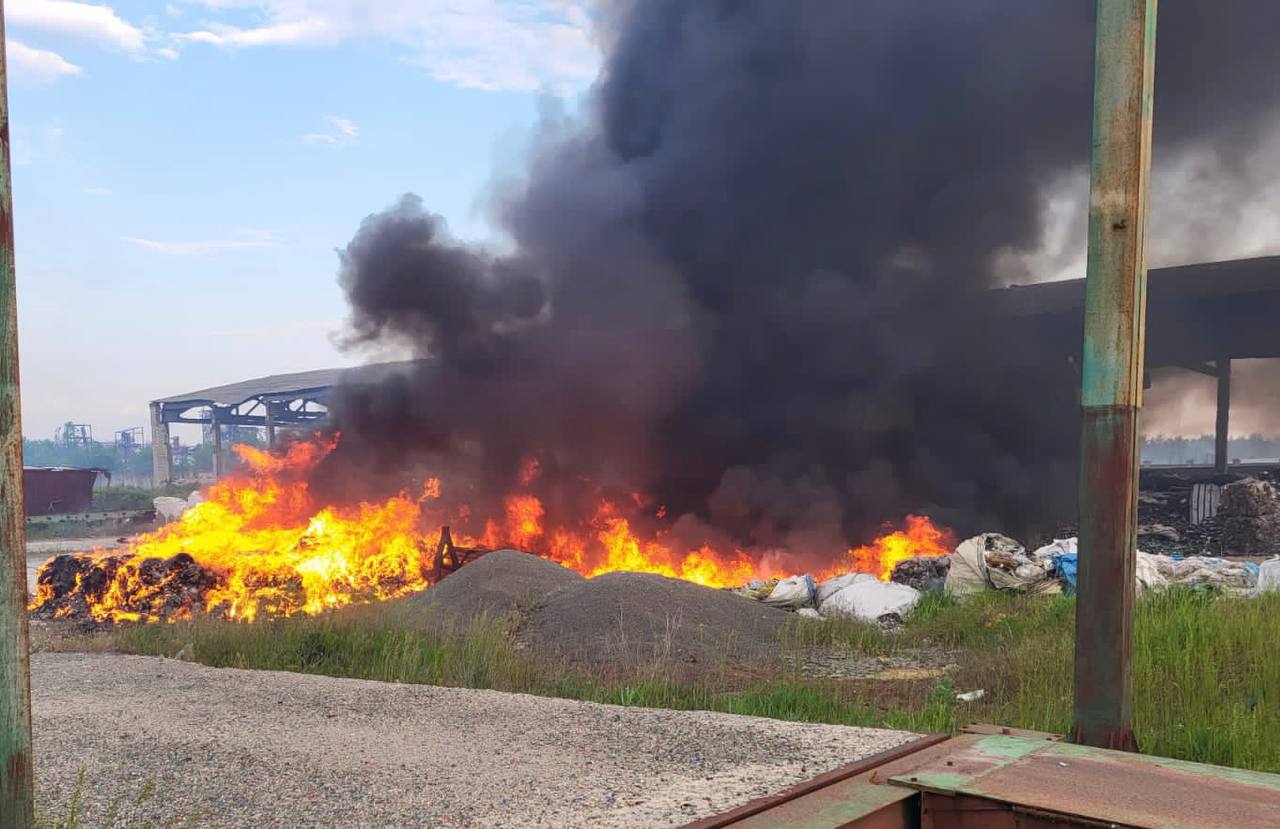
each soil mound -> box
[523,571,791,665]
[410,550,583,624]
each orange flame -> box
[821,514,954,582]
[32,439,954,622]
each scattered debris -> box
[946,534,1061,596]
[1219,478,1280,556]
[890,556,951,592]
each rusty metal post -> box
[0,9,35,827]
[1214,357,1231,473]
[1071,0,1158,752]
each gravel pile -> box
[405,549,583,626]
[522,571,792,665]
[31,653,915,828]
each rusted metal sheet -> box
[1073,0,1158,752]
[887,735,1280,829]
[21,467,105,516]
[681,734,946,829]
[0,15,35,828]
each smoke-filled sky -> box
[322,1,1280,550]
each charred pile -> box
[32,553,218,623]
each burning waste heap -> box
[30,439,954,624]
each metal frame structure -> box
[149,362,415,482]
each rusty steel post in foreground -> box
[0,7,35,826]
[1071,0,1158,753]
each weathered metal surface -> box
[959,724,1060,742]
[680,734,945,829]
[888,735,1280,829]
[920,794,1082,829]
[1214,356,1231,473]
[1073,0,1158,753]
[0,13,35,828]
[21,467,105,516]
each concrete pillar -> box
[150,402,173,485]
[210,408,224,480]
[265,402,277,449]
[1215,357,1231,474]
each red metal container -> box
[22,467,107,515]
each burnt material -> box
[890,556,950,593]
[31,553,219,623]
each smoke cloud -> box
[320,2,1280,558]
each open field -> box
[42,587,1280,775]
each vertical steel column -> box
[1071,0,1158,752]
[0,9,35,826]
[1214,357,1231,473]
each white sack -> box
[820,579,920,623]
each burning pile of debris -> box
[27,439,956,626]
[28,434,1280,629]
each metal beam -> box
[1071,0,1158,753]
[1176,361,1218,378]
[0,16,35,826]
[1215,357,1231,473]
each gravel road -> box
[31,653,913,828]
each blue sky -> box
[6,0,600,440]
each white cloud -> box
[177,1,600,92]
[156,45,180,59]
[121,232,278,255]
[6,39,82,82]
[303,115,359,147]
[6,0,147,53]
[84,186,111,196]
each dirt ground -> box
[30,652,915,828]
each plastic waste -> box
[820,579,920,623]
[762,574,817,609]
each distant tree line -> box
[23,426,267,480]
[1141,433,1280,465]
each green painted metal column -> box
[0,7,34,827]
[1071,0,1158,752]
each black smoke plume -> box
[316,2,1280,562]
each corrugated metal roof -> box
[152,361,416,409]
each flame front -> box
[32,438,954,623]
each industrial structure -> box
[149,362,413,483]
[983,254,1280,475]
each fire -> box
[822,514,954,581]
[30,437,954,623]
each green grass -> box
[95,589,1280,774]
